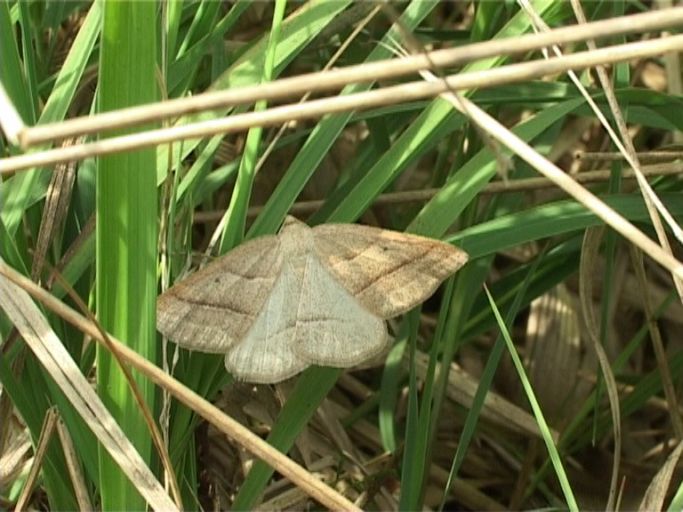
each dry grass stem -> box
[566,0,683,297]
[0,81,26,145]
[3,34,683,174]
[14,409,59,512]
[629,246,683,439]
[0,433,31,491]
[0,260,362,512]
[638,441,683,511]
[56,417,94,511]
[8,7,682,148]
[0,266,180,511]
[577,151,683,163]
[422,75,683,280]
[579,228,622,510]
[31,138,79,281]
[189,162,683,223]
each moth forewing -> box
[311,223,469,318]
[156,234,282,353]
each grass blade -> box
[484,285,578,511]
[96,1,159,508]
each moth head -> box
[280,216,312,239]
[281,215,305,231]
[280,215,314,254]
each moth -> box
[157,216,468,383]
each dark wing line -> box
[353,245,434,294]
[164,291,255,317]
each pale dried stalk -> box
[579,228,622,511]
[5,7,681,148]
[577,151,683,163]
[56,417,94,511]
[568,0,683,299]
[189,162,683,223]
[628,246,683,439]
[0,260,362,512]
[638,441,683,511]
[31,137,79,281]
[3,34,683,175]
[0,268,179,511]
[0,81,25,145]
[14,409,59,512]
[0,434,31,489]
[415,70,683,280]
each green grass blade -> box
[449,193,683,258]
[96,1,159,509]
[230,367,342,509]
[485,286,578,511]
[410,98,584,238]
[176,0,220,58]
[441,248,544,509]
[16,1,39,120]
[157,0,350,179]
[463,245,579,339]
[248,0,437,236]
[168,0,251,94]
[1,1,101,236]
[378,333,408,453]
[398,312,423,511]
[0,1,34,125]
[219,0,286,251]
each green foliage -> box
[1,1,681,510]
[96,1,159,510]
